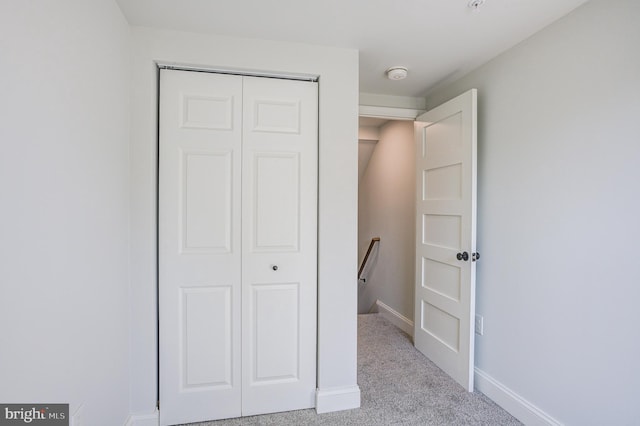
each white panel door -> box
[159,69,243,425]
[160,70,317,425]
[414,89,477,391]
[241,76,318,415]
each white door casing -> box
[414,89,477,391]
[159,69,317,425]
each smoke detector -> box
[468,0,485,10]
[386,66,408,81]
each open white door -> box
[414,89,477,391]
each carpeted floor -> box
[181,314,521,425]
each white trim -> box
[124,411,159,426]
[374,300,414,337]
[360,93,426,110]
[359,105,423,120]
[315,385,361,414]
[474,368,563,426]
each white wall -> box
[0,1,131,425]
[358,121,416,319]
[129,27,360,416]
[425,0,640,423]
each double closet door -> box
[158,69,318,426]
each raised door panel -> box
[252,152,300,252]
[251,283,300,384]
[180,150,233,253]
[252,99,301,134]
[180,94,234,130]
[181,286,233,388]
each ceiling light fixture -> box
[386,66,408,81]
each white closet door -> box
[159,69,243,425]
[159,70,318,425]
[241,76,318,415]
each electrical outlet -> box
[475,314,484,335]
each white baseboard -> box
[474,368,563,426]
[375,300,414,337]
[128,390,359,424]
[124,410,158,426]
[315,385,361,414]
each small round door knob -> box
[272,265,278,271]
[456,252,469,261]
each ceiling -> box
[116,0,589,98]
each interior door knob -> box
[472,252,480,262]
[272,265,278,271]
[456,252,469,261]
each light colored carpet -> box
[181,313,521,425]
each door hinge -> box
[156,400,159,410]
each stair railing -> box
[358,237,380,282]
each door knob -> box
[472,252,480,262]
[272,265,278,271]
[456,252,469,261]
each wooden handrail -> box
[358,237,380,281]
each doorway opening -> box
[357,88,478,392]
[357,116,416,336]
